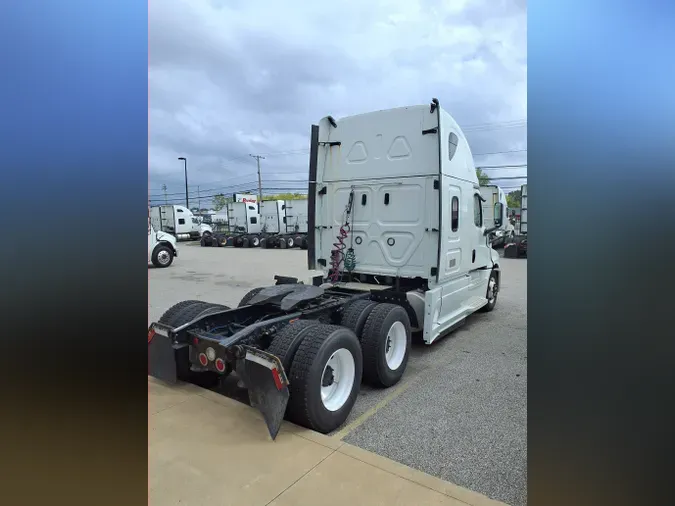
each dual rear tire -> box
[270,320,362,434]
[265,302,412,433]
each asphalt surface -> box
[149,242,527,506]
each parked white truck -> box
[148,100,503,440]
[148,215,178,268]
[150,205,213,241]
[281,198,309,249]
[226,201,262,247]
[480,185,514,248]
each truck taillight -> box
[215,358,225,372]
[198,353,208,366]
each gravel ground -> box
[149,242,527,506]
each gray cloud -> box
[149,0,527,203]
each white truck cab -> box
[309,100,503,344]
[148,217,178,268]
[150,205,212,241]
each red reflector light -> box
[198,353,208,366]
[192,337,199,346]
[271,368,283,391]
[215,358,225,372]
[148,329,155,343]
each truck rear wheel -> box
[279,238,287,249]
[286,324,362,433]
[339,299,377,338]
[286,237,295,248]
[294,236,304,248]
[251,236,261,247]
[158,300,204,327]
[242,237,251,248]
[267,320,321,373]
[360,303,411,388]
[237,287,264,307]
[156,300,230,387]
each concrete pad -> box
[268,450,467,506]
[149,391,332,506]
[337,444,507,506]
[149,376,202,415]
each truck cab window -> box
[250,217,257,224]
[178,218,185,225]
[177,209,183,212]
[448,132,459,161]
[451,197,459,231]
[473,194,482,227]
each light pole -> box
[178,157,188,208]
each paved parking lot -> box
[149,242,527,506]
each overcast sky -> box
[149,0,527,206]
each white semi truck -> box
[148,100,503,440]
[150,205,213,241]
[148,213,178,268]
[225,201,262,247]
[480,185,514,248]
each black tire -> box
[360,303,411,388]
[279,238,287,249]
[242,237,251,248]
[251,236,261,248]
[479,269,499,312]
[286,324,362,433]
[237,287,265,307]
[202,230,212,238]
[267,320,321,373]
[294,236,303,248]
[157,300,229,387]
[151,245,174,268]
[340,300,377,338]
[287,237,295,248]
[170,301,228,328]
[158,300,204,327]
[301,239,308,250]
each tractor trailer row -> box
[201,198,310,249]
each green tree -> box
[506,190,521,209]
[266,192,307,201]
[476,168,490,186]
[212,193,232,211]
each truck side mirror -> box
[494,203,503,227]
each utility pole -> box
[249,154,265,208]
[162,184,168,205]
[197,186,201,211]
[178,157,188,208]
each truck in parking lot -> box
[281,198,309,249]
[148,214,178,268]
[480,184,514,248]
[150,205,213,241]
[148,99,504,440]
[226,201,262,247]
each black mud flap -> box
[236,347,290,441]
[148,324,182,384]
